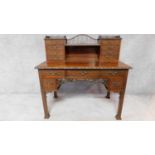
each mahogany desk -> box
[35,34,132,120]
[36,61,131,120]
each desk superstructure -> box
[35,34,131,120]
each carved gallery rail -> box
[35,35,132,120]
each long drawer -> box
[66,70,100,79]
[40,70,65,78]
[100,70,125,77]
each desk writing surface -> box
[36,61,132,70]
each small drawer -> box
[100,40,121,46]
[47,55,65,61]
[100,70,124,77]
[47,50,65,56]
[45,40,65,45]
[109,77,123,92]
[99,55,119,63]
[100,50,119,57]
[101,45,120,52]
[42,79,58,92]
[40,70,65,78]
[66,70,100,79]
[46,45,64,51]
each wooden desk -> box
[35,34,132,120]
[36,61,131,120]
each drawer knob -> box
[49,72,61,76]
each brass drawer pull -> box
[52,45,58,49]
[107,46,115,50]
[111,71,118,75]
[80,71,88,75]
[49,72,61,76]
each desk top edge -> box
[35,61,132,70]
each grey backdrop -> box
[0,34,154,94]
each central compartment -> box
[65,45,100,64]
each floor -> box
[0,81,154,121]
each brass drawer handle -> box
[107,46,115,50]
[80,71,88,75]
[49,72,61,76]
[53,45,58,49]
[111,71,118,75]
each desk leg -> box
[41,90,50,119]
[115,70,128,120]
[106,90,110,99]
[54,91,58,98]
[115,91,125,120]
[104,81,110,99]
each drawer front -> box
[45,39,65,45]
[100,45,120,54]
[46,45,65,61]
[109,77,124,92]
[47,55,65,61]
[100,45,120,63]
[46,45,64,52]
[100,40,121,46]
[100,70,125,77]
[42,79,58,92]
[66,70,100,79]
[40,70,65,78]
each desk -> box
[36,61,131,120]
[35,34,132,120]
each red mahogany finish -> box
[35,35,132,120]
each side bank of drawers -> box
[99,39,121,63]
[39,70,127,92]
[45,39,66,63]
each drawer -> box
[46,45,65,56]
[42,79,58,92]
[100,70,125,77]
[45,40,65,45]
[66,70,100,79]
[100,40,121,46]
[100,45,120,53]
[99,55,119,63]
[40,70,65,78]
[47,55,65,61]
[46,45,64,51]
[109,77,124,92]
[47,50,65,57]
[46,44,65,62]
